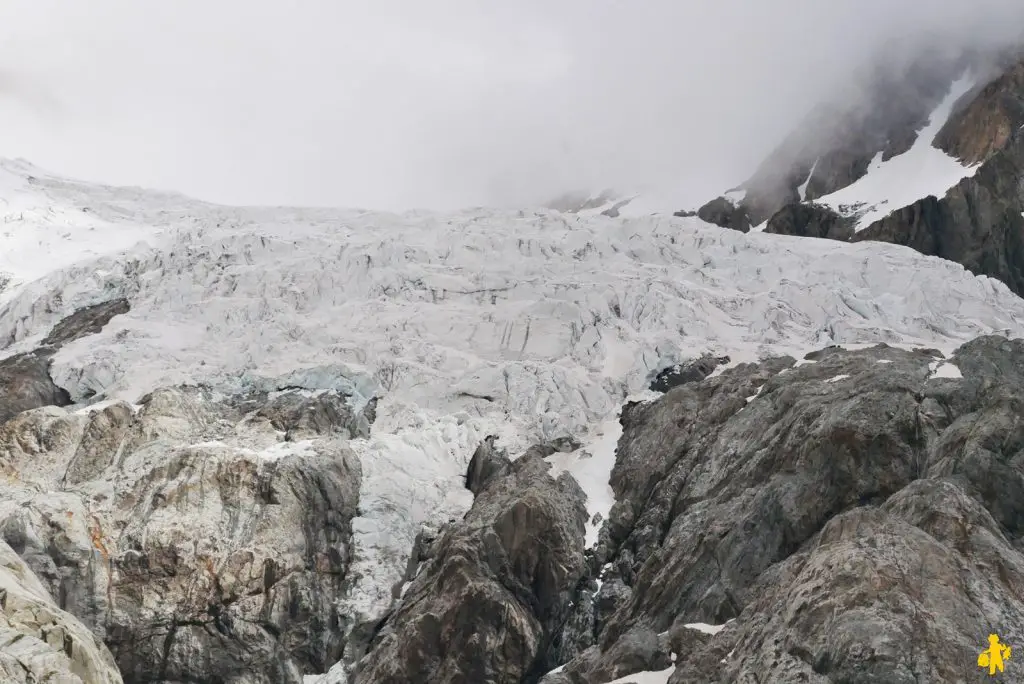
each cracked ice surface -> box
[3,160,1024,640]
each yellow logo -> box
[978,634,1012,676]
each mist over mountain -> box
[0,1,1022,210]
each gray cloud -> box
[0,0,1020,211]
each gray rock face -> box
[252,388,374,441]
[764,203,854,241]
[696,43,978,232]
[539,625,671,684]
[761,101,1024,294]
[41,298,130,348]
[649,355,730,393]
[935,57,1024,165]
[0,351,72,424]
[695,197,750,234]
[0,539,122,683]
[727,44,981,227]
[353,446,589,684]
[542,337,1024,683]
[0,383,371,683]
[465,435,511,496]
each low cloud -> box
[0,1,1020,210]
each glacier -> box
[2,158,1024,680]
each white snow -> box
[815,73,980,231]
[797,159,818,201]
[610,180,695,218]
[826,374,850,383]
[684,621,731,635]
[928,360,963,379]
[0,158,1023,669]
[604,667,677,684]
[546,414,624,548]
[304,662,346,684]
[0,159,165,299]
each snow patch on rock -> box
[685,621,732,635]
[546,415,623,548]
[929,360,963,379]
[605,666,676,684]
[815,73,981,230]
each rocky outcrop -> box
[756,103,1024,295]
[539,338,1024,683]
[0,299,130,423]
[725,44,981,226]
[0,384,371,683]
[935,57,1024,164]
[649,355,730,393]
[353,445,589,683]
[41,298,130,348]
[695,197,750,233]
[251,389,374,441]
[0,351,72,424]
[0,539,122,683]
[764,203,853,241]
[465,435,511,496]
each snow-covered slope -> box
[0,159,168,296]
[3,158,1024,680]
[809,73,982,231]
[745,72,983,233]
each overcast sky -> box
[0,1,1021,211]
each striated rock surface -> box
[0,382,369,683]
[0,539,122,683]
[353,446,588,684]
[935,56,1024,164]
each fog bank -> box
[0,1,1021,210]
